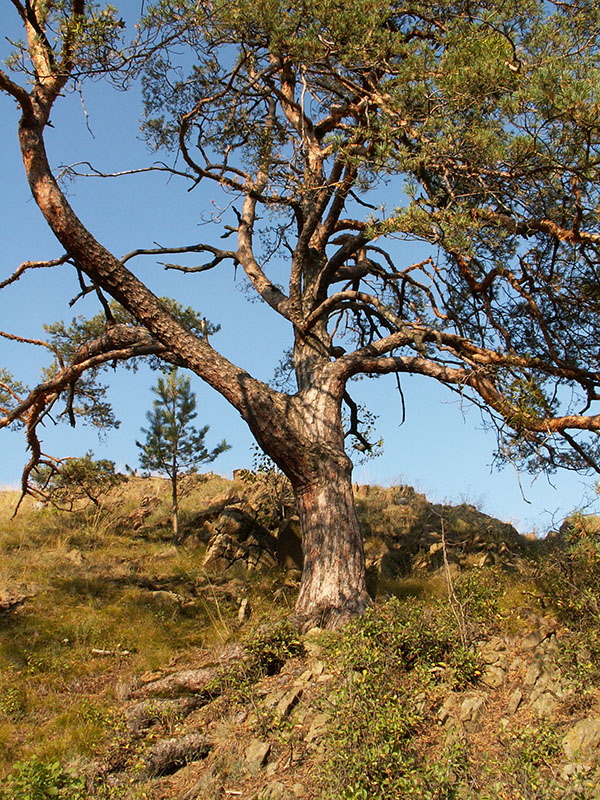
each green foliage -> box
[2,757,86,800]
[223,620,305,700]
[137,368,229,481]
[0,368,27,425]
[31,451,126,510]
[536,514,600,626]
[535,513,600,687]
[322,598,476,799]
[243,619,304,675]
[247,444,295,524]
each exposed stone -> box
[475,551,494,568]
[276,518,303,571]
[438,694,458,725]
[563,718,600,761]
[183,490,242,540]
[261,780,292,800]
[245,739,271,773]
[305,712,329,743]
[238,597,251,623]
[521,627,555,651]
[0,590,29,614]
[296,660,324,686]
[141,733,211,777]
[202,508,277,572]
[276,687,303,718]
[507,689,523,715]
[530,691,559,718]
[479,637,507,663]
[481,664,507,689]
[524,660,543,687]
[459,694,487,729]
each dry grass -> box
[0,477,246,779]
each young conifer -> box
[137,369,230,542]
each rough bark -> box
[294,456,369,629]
[248,369,370,628]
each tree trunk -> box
[171,469,179,544]
[244,375,370,629]
[293,455,370,629]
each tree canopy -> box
[2,0,600,624]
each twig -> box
[0,254,69,290]
[91,648,131,656]
[440,517,468,648]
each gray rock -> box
[141,733,211,777]
[479,637,507,664]
[563,718,600,761]
[237,597,251,623]
[203,508,277,572]
[276,518,303,571]
[245,739,271,773]
[530,691,559,718]
[459,694,486,729]
[437,694,458,725]
[507,688,523,715]
[305,712,329,743]
[261,780,292,800]
[276,686,303,719]
[521,627,555,651]
[524,660,543,687]
[481,664,507,689]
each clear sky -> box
[1,3,597,533]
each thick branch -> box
[17,110,271,413]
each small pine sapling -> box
[136,369,230,542]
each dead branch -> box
[0,329,53,349]
[0,254,70,290]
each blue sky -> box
[0,4,597,533]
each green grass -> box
[0,479,245,779]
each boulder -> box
[276,518,303,571]
[202,508,277,572]
[563,719,600,761]
[245,739,271,773]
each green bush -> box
[536,514,600,685]
[321,598,470,799]
[2,757,86,800]
[538,514,600,624]
[243,619,305,677]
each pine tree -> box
[136,370,230,542]
[6,0,600,626]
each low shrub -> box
[2,757,86,800]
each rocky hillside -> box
[0,474,599,799]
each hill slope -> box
[0,475,599,799]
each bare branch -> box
[0,254,70,290]
[121,242,238,270]
[0,328,53,350]
[0,68,33,115]
[57,161,193,183]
